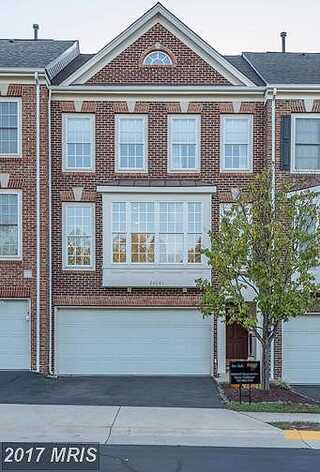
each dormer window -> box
[143,51,173,66]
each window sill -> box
[0,155,22,159]
[115,169,148,174]
[290,169,320,174]
[63,266,95,272]
[62,169,95,173]
[220,169,253,174]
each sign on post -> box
[229,361,261,403]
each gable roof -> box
[0,39,77,70]
[61,3,254,86]
[224,55,265,86]
[243,52,320,85]
[51,54,94,85]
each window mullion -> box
[126,202,131,264]
[183,202,188,264]
[154,201,159,265]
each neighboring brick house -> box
[0,3,319,383]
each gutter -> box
[50,84,266,95]
[34,71,41,373]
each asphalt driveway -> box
[291,385,320,403]
[0,371,222,408]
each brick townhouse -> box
[0,3,319,383]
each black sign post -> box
[229,361,260,404]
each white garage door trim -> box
[55,307,212,376]
[283,314,320,385]
[0,299,31,370]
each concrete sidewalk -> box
[0,404,309,449]
[243,412,320,423]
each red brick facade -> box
[87,24,231,86]
[1,17,319,379]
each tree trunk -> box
[261,340,271,391]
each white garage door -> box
[55,308,212,375]
[283,315,320,384]
[0,300,30,370]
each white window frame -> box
[0,189,22,260]
[101,188,213,287]
[143,51,173,66]
[220,114,253,173]
[115,114,148,173]
[62,202,95,271]
[0,97,22,158]
[291,113,320,174]
[62,113,95,172]
[168,114,201,173]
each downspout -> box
[270,87,277,381]
[271,88,277,209]
[35,72,41,373]
[48,87,53,375]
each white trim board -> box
[97,185,216,194]
[61,4,254,86]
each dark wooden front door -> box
[226,324,248,360]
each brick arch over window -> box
[86,23,231,86]
[141,46,176,67]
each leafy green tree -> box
[198,171,320,390]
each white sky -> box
[2,0,319,55]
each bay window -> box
[101,188,213,287]
[111,200,203,265]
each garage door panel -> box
[56,309,211,375]
[0,300,30,370]
[283,315,320,384]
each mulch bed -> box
[222,383,317,404]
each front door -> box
[226,324,248,360]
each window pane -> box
[131,202,154,232]
[187,234,202,263]
[0,106,18,153]
[66,117,92,169]
[188,202,201,233]
[224,118,249,144]
[65,206,93,266]
[131,233,155,263]
[112,202,126,232]
[159,233,183,263]
[144,51,172,65]
[295,144,320,170]
[159,202,184,233]
[0,226,18,256]
[171,118,198,170]
[0,193,19,256]
[112,233,126,263]
[118,118,145,169]
[296,119,320,145]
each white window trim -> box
[115,114,148,173]
[291,113,320,174]
[0,189,22,260]
[104,193,210,269]
[143,51,173,66]
[62,113,95,172]
[220,114,253,173]
[62,202,95,271]
[168,114,201,173]
[0,97,22,158]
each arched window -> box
[143,51,173,66]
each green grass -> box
[226,401,320,413]
[269,422,320,431]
